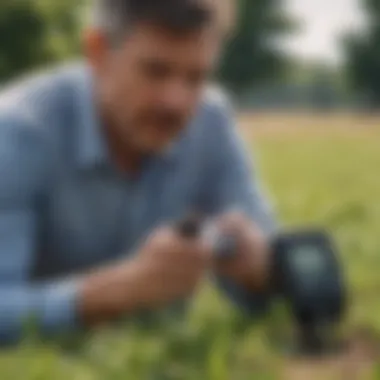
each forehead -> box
[119,24,222,64]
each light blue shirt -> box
[0,63,276,344]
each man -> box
[0,0,276,344]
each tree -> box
[343,0,380,109]
[0,1,49,82]
[218,0,295,95]
[36,0,84,61]
[309,63,337,112]
[0,0,83,83]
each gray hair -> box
[89,0,232,44]
[90,0,129,42]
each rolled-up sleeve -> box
[0,114,81,344]
[202,95,278,316]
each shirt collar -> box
[75,64,109,169]
[74,63,180,171]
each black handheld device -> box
[270,229,346,355]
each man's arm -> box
[0,114,83,343]
[0,114,150,342]
[201,94,277,316]
[202,93,276,233]
[0,114,155,343]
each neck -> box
[101,112,144,177]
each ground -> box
[0,113,379,379]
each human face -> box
[85,23,221,155]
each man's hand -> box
[133,226,213,307]
[79,225,212,326]
[212,211,271,293]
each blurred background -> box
[0,0,379,379]
[2,0,379,111]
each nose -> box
[160,80,194,112]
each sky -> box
[283,0,366,64]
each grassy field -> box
[1,113,380,379]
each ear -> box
[83,28,109,73]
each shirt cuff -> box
[38,279,82,335]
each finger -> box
[215,211,249,232]
[191,238,214,265]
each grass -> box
[1,113,380,379]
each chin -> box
[144,135,178,153]
[136,128,181,156]
[138,140,171,156]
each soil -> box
[281,329,380,380]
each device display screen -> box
[290,245,327,278]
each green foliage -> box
[218,0,294,94]
[344,0,380,108]
[0,1,49,82]
[35,0,84,60]
[0,0,83,83]
[309,63,338,111]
